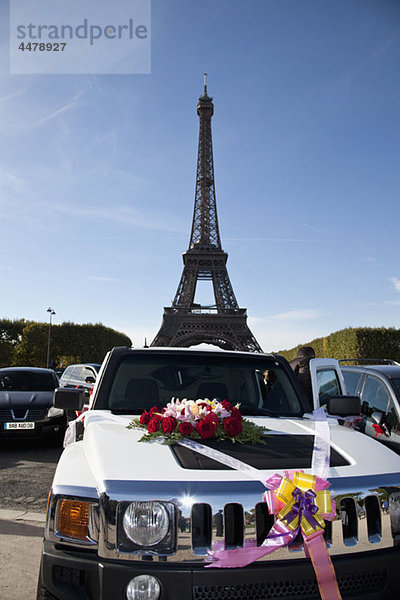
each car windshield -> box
[0,370,56,392]
[104,354,304,417]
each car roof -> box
[65,363,101,368]
[342,364,400,379]
[0,366,55,373]
[110,346,279,361]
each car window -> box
[390,378,400,400]
[61,366,72,379]
[103,355,304,417]
[0,370,57,391]
[316,369,341,407]
[359,374,400,444]
[83,367,96,380]
[71,366,84,381]
[342,370,363,395]
[362,376,392,415]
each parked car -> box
[307,358,400,455]
[37,347,400,599]
[58,363,101,397]
[339,360,400,455]
[0,366,66,442]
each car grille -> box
[185,494,391,559]
[0,408,47,421]
[192,568,386,599]
[98,477,397,563]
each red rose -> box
[230,407,242,421]
[205,411,219,426]
[223,416,242,437]
[195,418,217,439]
[179,421,193,436]
[221,400,232,411]
[139,410,151,425]
[148,418,160,433]
[149,407,162,421]
[161,416,177,434]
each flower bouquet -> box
[127,398,268,445]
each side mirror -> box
[371,410,392,436]
[327,395,361,417]
[53,387,85,411]
[371,410,384,425]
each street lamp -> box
[46,307,56,369]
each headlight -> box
[47,406,64,418]
[123,501,169,546]
[126,575,161,600]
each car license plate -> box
[4,422,35,430]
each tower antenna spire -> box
[203,72,207,96]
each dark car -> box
[58,363,101,397]
[0,366,66,442]
[340,361,400,455]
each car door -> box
[358,373,400,454]
[309,359,347,410]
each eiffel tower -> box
[151,75,262,352]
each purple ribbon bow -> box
[281,488,321,533]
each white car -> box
[37,347,400,600]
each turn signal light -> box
[55,499,90,541]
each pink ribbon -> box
[206,469,336,565]
[204,410,342,600]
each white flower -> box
[165,397,225,423]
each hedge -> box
[278,327,400,363]
[1,319,132,368]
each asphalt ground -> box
[0,438,62,599]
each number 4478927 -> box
[18,42,66,51]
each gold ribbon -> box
[275,471,332,537]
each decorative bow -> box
[207,470,340,600]
[267,470,334,537]
[175,409,342,599]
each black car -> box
[58,363,101,397]
[0,366,66,442]
[341,361,400,454]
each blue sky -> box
[1,0,400,352]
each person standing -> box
[290,346,315,403]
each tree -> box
[12,323,48,366]
[11,320,132,368]
[0,319,30,367]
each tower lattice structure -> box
[151,76,262,352]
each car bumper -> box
[40,540,399,600]
[0,415,66,440]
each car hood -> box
[55,410,400,497]
[0,390,54,408]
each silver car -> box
[340,361,400,455]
